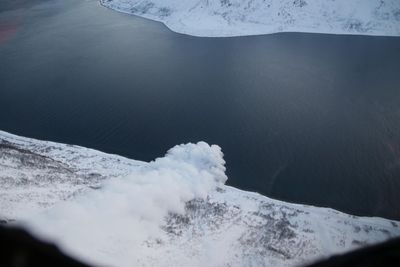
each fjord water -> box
[1,0,400,219]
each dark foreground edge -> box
[0,225,91,267]
[1,225,400,267]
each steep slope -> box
[100,0,400,37]
[0,130,399,266]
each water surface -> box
[1,0,400,219]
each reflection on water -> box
[1,0,400,219]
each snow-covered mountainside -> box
[1,130,399,267]
[99,0,400,37]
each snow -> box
[1,130,400,266]
[99,0,400,37]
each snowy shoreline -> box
[99,0,400,37]
[1,130,400,266]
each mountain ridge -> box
[1,130,399,266]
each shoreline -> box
[99,0,400,38]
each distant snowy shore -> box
[1,130,400,266]
[99,0,400,37]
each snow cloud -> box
[20,142,227,266]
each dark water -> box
[1,0,400,219]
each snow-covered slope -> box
[99,0,400,37]
[1,130,399,267]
